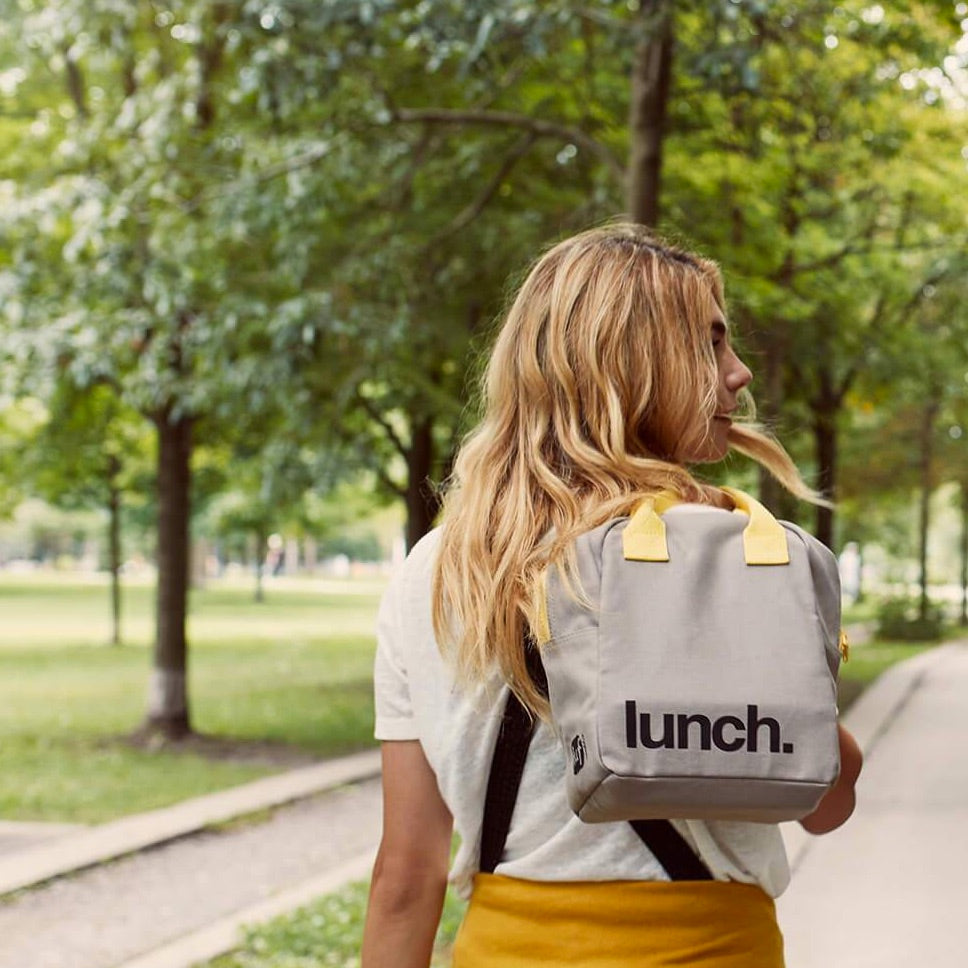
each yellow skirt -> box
[452,874,785,968]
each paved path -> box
[0,778,382,968]
[0,749,381,894]
[777,641,968,967]
[0,820,85,855]
[2,629,962,968]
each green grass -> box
[204,874,467,968]
[195,627,958,968]
[836,628,958,712]
[840,640,936,691]
[841,597,881,626]
[0,571,955,831]
[5,573,956,966]
[0,574,384,822]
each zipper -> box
[839,629,850,663]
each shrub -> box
[875,597,946,642]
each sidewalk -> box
[0,749,382,968]
[4,640,964,968]
[0,748,380,894]
[777,639,968,968]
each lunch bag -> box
[533,487,845,825]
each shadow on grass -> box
[117,678,377,769]
[118,730,325,770]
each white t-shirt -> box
[374,508,791,900]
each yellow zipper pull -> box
[839,629,850,663]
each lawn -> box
[195,624,955,968]
[0,571,948,826]
[0,573,385,823]
[207,878,468,968]
[4,572,954,965]
[837,638,939,709]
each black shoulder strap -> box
[479,635,712,881]
[629,819,714,882]
[479,639,546,876]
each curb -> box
[125,645,961,968]
[113,848,378,968]
[780,641,961,871]
[0,748,381,897]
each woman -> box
[362,224,862,967]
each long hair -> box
[432,224,818,717]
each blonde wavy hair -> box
[432,224,818,716]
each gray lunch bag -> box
[535,487,845,824]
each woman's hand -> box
[799,723,863,835]
[362,741,453,968]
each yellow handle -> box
[622,491,680,561]
[623,487,789,565]
[720,487,790,565]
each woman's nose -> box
[725,353,753,392]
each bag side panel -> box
[782,521,843,681]
[542,522,614,815]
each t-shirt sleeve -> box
[373,570,420,741]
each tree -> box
[2,0,964,746]
[268,1,633,547]
[197,436,321,602]
[664,0,967,540]
[20,383,152,644]
[0,400,47,520]
[628,0,675,225]
[0,1,375,736]
[838,265,968,615]
[360,0,966,547]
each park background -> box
[0,1,966,965]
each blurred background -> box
[0,3,965,958]
[0,0,968,968]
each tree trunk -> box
[757,337,786,514]
[63,46,88,119]
[304,536,318,575]
[190,538,208,590]
[285,537,300,575]
[627,0,674,227]
[758,179,802,519]
[405,415,438,552]
[145,411,193,739]
[813,371,838,549]
[916,395,940,622]
[961,482,968,627]
[107,455,123,647]
[814,414,836,550]
[254,528,267,603]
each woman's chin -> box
[679,435,729,464]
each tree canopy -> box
[1,0,965,734]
